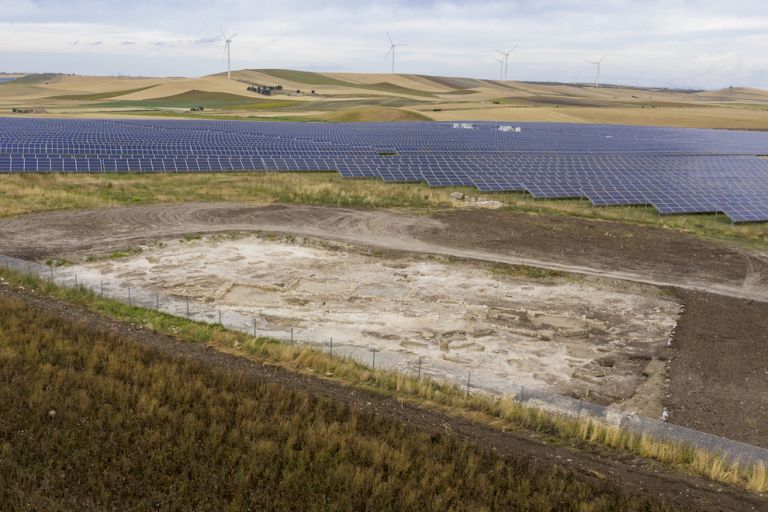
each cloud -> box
[0,1,767,88]
[122,41,136,45]
[194,36,222,44]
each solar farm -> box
[2,117,768,222]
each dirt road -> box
[1,280,765,511]
[0,203,765,302]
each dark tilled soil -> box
[1,281,765,512]
[416,209,761,285]
[667,290,768,447]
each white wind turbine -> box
[586,53,608,88]
[495,45,518,81]
[221,28,238,79]
[494,57,505,80]
[385,31,407,74]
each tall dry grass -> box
[0,291,682,511]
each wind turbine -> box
[221,28,238,79]
[494,57,505,80]
[495,45,518,81]
[385,31,407,74]
[586,53,608,88]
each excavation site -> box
[61,233,680,412]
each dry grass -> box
[0,287,687,511]
[0,173,766,249]
[2,266,766,496]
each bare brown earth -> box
[668,290,768,446]
[1,280,765,511]
[1,203,767,446]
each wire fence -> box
[3,253,768,466]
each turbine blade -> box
[229,33,238,40]
[386,30,393,45]
[384,46,393,60]
[220,27,227,40]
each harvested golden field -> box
[3,69,768,128]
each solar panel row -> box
[1,117,767,222]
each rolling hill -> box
[1,69,768,129]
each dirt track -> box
[1,203,768,446]
[1,203,766,302]
[1,280,765,511]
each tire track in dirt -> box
[0,202,765,303]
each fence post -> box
[520,385,525,402]
[128,288,132,307]
[371,347,377,370]
[74,274,78,287]
[466,370,471,397]
[218,310,222,325]
[155,294,160,311]
[100,281,104,297]
[329,337,333,356]
[417,357,422,380]
[185,298,190,318]
[49,266,53,281]
[253,318,257,337]
[290,327,294,345]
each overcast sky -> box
[2,0,767,89]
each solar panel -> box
[1,117,767,222]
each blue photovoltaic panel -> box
[0,117,767,222]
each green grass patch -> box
[258,70,436,98]
[96,90,299,110]
[487,262,569,280]
[47,85,159,101]
[108,247,143,260]
[260,69,357,87]
[0,73,60,86]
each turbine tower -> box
[494,57,505,80]
[586,53,608,88]
[221,28,238,80]
[385,31,407,74]
[495,45,518,81]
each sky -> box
[2,0,768,89]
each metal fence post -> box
[417,357,422,380]
[100,281,104,298]
[329,337,333,356]
[218,310,222,325]
[128,287,132,307]
[290,327,294,345]
[252,318,257,337]
[185,298,190,318]
[371,347,377,370]
[49,266,53,281]
[74,274,78,287]
[155,294,160,311]
[466,370,471,397]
